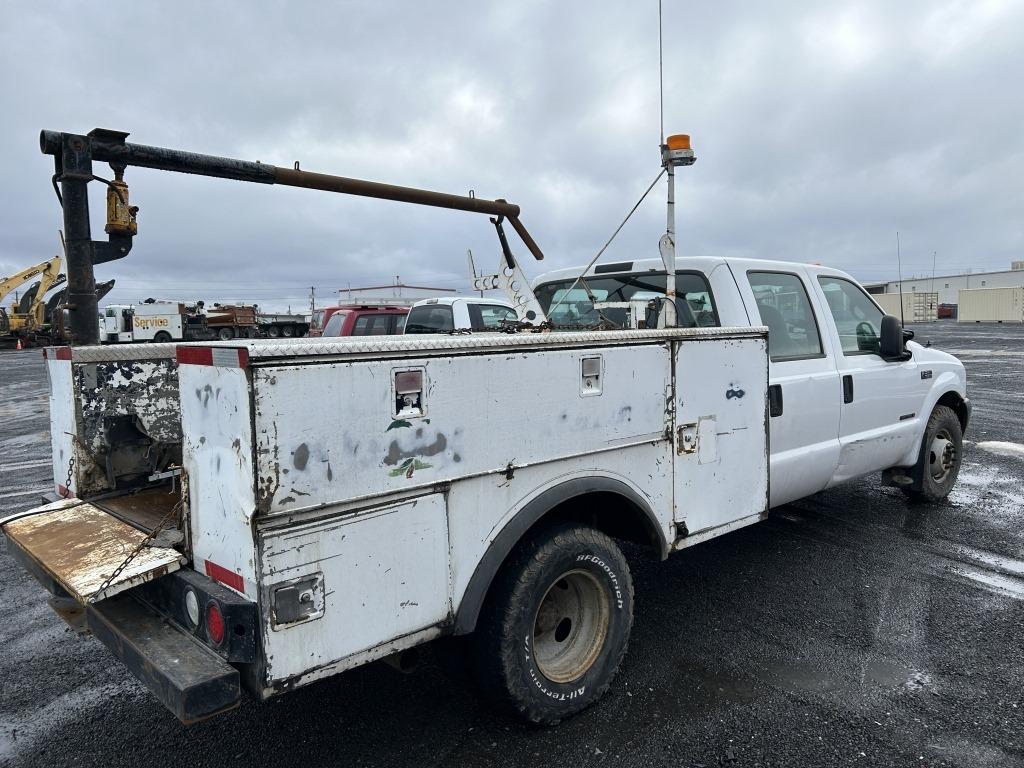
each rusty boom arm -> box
[40,128,545,346]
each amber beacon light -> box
[662,134,696,167]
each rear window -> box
[405,305,454,334]
[352,314,393,336]
[321,311,350,337]
[534,271,718,329]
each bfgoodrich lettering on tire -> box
[472,522,634,725]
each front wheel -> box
[905,404,963,502]
[472,523,633,725]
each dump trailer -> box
[257,312,309,338]
[204,304,259,340]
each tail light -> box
[205,601,226,646]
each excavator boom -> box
[1,256,62,337]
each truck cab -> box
[320,305,410,337]
[533,256,969,505]
[404,296,518,334]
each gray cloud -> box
[1,0,1021,312]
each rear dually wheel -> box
[472,522,633,725]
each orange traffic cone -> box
[15,337,23,350]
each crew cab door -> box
[735,267,842,507]
[812,275,924,483]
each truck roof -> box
[410,296,515,308]
[532,256,855,286]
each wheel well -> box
[452,481,667,635]
[936,391,969,433]
[528,491,664,555]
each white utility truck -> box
[4,132,969,727]
[100,300,212,344]
[404,296,519,334]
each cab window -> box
[405,305,454,334]
[817,276,884,355]
[469,304,518,330]
[534,271,719,329]
[747,272,824,361]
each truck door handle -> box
[768,384,783,417]
[842,375,854,404]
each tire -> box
[905,405,963,502]
[267,325,281,338]
[153,331,172,343]
[217,327,234,341]
[282,325,295,337]
[471,522,634,725]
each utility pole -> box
[309,286,315,315]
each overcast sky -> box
[1,1,1022,312]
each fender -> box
[894,376,969,468]
[452,476,668,635]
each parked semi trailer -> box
[3,128,970,727]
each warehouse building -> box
[863,261,1024,305]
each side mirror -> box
[879,314,911,361]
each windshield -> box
[534,271,718,328]
[405,304,454,334]
[322,311,350,336]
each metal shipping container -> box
[874,292,939,323]
[957,287,1024,323]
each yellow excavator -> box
[0,256,65,343]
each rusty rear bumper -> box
[86,594,241,724]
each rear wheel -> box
[472,523,633,725]
[905,405,962,502]
[217,327,234,341]
[282,324,295,337]
[267,325,281,338]
[153,331,172,343]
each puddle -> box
[862,658,911,687]
[763,661,839,693]
[975,441,1024,460]
[667,660,760,711]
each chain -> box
[64,452,75,498]
[89,499,183,604]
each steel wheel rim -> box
[929,429,956,481]
[532,569,609,684]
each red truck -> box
[309,305,409,337]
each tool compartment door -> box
[673,335,769,537]
[1,498,184,603]
[258,493,451,686]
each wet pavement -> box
[1,323,1023,767]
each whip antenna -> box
[659,0,665,144]
[896,231,906,327]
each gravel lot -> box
[1,323,1022,768]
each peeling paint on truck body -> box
[175,327,769,696]
[44,343,182,497]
